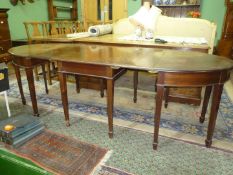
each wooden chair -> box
[24,21,84,86]
[24,22,48,80]
[24,21,106,97]
[24,22,50,95]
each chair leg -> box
[41,64,48,94]
[46,63,52,85]
[3,91,11,117]
[75,75,80,93]
[52,62,56,73]
[100,78,104,98]
[34,66,39,81]
[164,87,169,108]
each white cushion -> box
[113,15,217,54]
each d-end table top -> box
[8,43,233,72]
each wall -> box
[200,0,226,45]
[0,0,48,40]
[0,0,227,45]
[128,0,141,16]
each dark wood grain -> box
[216,0,233,60]
[15,34,210,105]
[200,86,212,123]
[25,67,39,117]
[13,63,26,105]
[56,58,126,136]
[9,44,233,149]
[107,78,114,138]
[58,69,70,127]
[205,84,224,147]
[41,64,48,94]
[0,9,12,63]
[153,85,164,150]
[154,70,231,149]
[12,55,51,116]
[9,44,232,71]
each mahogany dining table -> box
[30,34,211,105]
[8,43,233,150]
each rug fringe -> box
[91,150,113,175]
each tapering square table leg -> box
[153,85,164,150]
[205,84,223,147]
[107,78,114,138]
[13,64,26,105]
[58,72,70,127]
[25,67,39,117]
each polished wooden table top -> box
[9,43,233,150]
[9,43,233,72]
[31,34,210,50]
[77,35,210,50]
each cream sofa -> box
[113,15,217,54]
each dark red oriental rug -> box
[8,130,108,175]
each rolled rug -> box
[88,24,113,37]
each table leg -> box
[107,78,114,138]
[200,86,212,123]
[41,64,48,94]
[133,71,138,103]
[13,64,26,105]
[205,84,223,148]
[153,85,165,150]
[75,75,80,93]
[58,72,70,127]
[25,67,39,117]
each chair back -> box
[24,21,85,43]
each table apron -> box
[12,56,48,68]
[157,70,231,87]
[57,61,126,79]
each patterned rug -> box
[97,166,134,175]
[2,72,233,150]
[1,99,233,174]
[0,146,132,175]
[10,109,233,175]
[6,130,108,175]
[5,71,233,151]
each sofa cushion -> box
[156,16,216,53]
[113,16,216,54]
